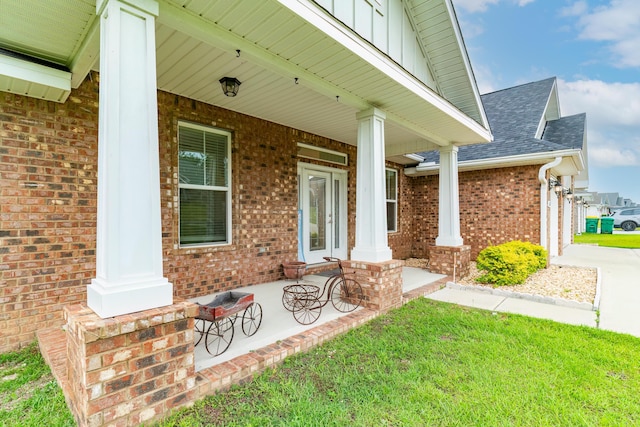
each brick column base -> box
[342,259,403,312]
[64,301,199,427]
[428,245,471,281]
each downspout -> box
[538,157,563,251]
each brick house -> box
[1,0,497,424]
[406,77,588,259]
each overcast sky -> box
[452,0,640,204]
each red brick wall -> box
[0,75,361,352]
[410,165,542,260]
[386,162,414,260]
[408,174,438,258]
[0,78,99,353]
[458,166,541,259]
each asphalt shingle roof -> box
[417,77,586,164]
[542,113,586,150]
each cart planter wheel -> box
[195,291,263,356]
[242,302,263,336]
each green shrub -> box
[476,241,547,286]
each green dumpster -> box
[585,217,599,233]
[600,217,614,234]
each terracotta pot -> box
[282,261,307,279]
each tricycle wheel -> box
[242,303,263,336]
[292,296,321,325]
[331,278,363,312]
[204,317,235,356]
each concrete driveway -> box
[555,244,640,337]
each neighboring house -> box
[0,1,492,425]
[406,77,588,259]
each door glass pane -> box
[309,175,326,251]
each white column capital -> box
[97,0,159,16]
[356,107,386,121]
[439,144,459,154]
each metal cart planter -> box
[282,257,364,325]
[195,291,263,356]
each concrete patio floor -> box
[37,266,449,402]
[191,267,446,371]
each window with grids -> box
[178,122,231,246]
[386,168,397,232]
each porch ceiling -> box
[0,0,491,160]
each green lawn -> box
[159,299,640,427]
[0,343,74,427]
[574,232,640,249]
[4,300,640,426]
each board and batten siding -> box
[314,0,437,92]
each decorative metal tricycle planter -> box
[195,291,262,356]
[282,257,364,325]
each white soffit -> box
[0,53,71,103]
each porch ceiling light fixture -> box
[564,189,574,199]
[219,77,241,97]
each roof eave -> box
[404,148,584,177]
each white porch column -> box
[435,145,464,246]
[87,0,172,318]
[351,108,393,263]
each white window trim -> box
[178,121,232,247]
[386,168,397,233]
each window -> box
[385,168,397,232]
[178,122,231,246]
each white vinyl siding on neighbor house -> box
[178,122,231,246]
[386,168,397,232]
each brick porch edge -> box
[37,277,448,425]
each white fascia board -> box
[444,0,490,130]
[277,0,491,142]
[0,54,71,97]
[404,149,583,177]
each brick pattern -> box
[428,245,471,280]
[342,259,404,312]
[0,76,99,353]
[458,166,541,259]
[409,166,542,261]
[387,161,416,260]
[408,174,438,258]
[64,301,198,427]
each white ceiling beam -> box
[69,17,100,88]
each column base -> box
[350,246,393,263]
[64,301,198,426]
[87,277,173,318]
[428,245,471,281]
[343,259,403,311]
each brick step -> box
[37,327,70,396]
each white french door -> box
[299,164,347,264]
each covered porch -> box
[38,267,448,408]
